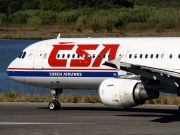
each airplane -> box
[7,36,180,111]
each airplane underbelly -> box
[22,77,108,89]
[7,69,118,89]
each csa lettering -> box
[48,42,120,67]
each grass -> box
[0,91,101,103]
[1,26,180,40]
[0,91,50,102]
[0,91,180,105]
[145,96,180,105]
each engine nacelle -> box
[98,78,159,108]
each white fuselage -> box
[7,37,180,90]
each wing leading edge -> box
[103,58,180,96]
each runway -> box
[0,103,180,135]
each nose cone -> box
[7,59,16,77]
[7,58,25,85]
[7,57,21,80]
[7,58,28,86]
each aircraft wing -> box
[103,58,180,95]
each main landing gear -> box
[48,89,62,110]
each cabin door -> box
[118,43,131,62]
[33,44,47,69]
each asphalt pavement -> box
[0,103,180,135]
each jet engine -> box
[98,78,159,108]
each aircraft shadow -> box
[37,106,119,111]
[37,106,180,123]
[114,108,180,123]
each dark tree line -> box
[0,0,134,14]
[0,0,179,15]
[0,0,39,14]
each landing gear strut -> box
[48,89,62,110]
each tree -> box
[39,0,65,11]
[22,0,40,10]
[0,0,8,13]
[7,0,24,15]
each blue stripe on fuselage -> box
[7,71,118,77]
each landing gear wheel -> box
[49,101,56,110]
[48,89,62,110]
[48,101,61,110]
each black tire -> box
[48,101,57,110]
[56,102,61,110]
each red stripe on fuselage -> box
[7,68,117,71]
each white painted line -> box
[0,122,95,125]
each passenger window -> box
[98,54,100,58]
[44,53,47,59]
[140,54,143,58]
[72,54,75,58]
[129,54,132,58]
[108,54,111,58]
[57,54,60,58]
[67,54,70,58]
[93,54,95,58]
[151,54,153,59]
[169,54,172,58]
[22,52,26,59]
[77,54,80,58]
[178,54,180,58]
[103,54,106,58]
[134,54,137,59]
[161,54,164,59]
[156,54,159,58]
[145,54,148,58]
[62,54,65,58]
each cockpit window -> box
[18,52,23,58]
[18,52,26,59]
[22,52,26,59]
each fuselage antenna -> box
[57,33,61,39]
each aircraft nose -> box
[7,60,15,77]
[7,65,10,76]
[7,57,19,78]
[7,58,27,85]
[7,58,23,84]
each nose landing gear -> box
[48,89,62,110]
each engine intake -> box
[98,78,159,108]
